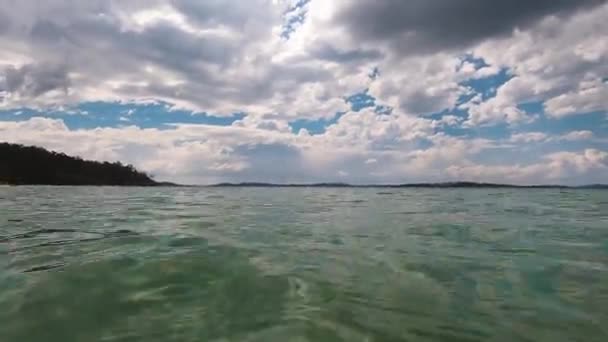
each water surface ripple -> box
[1,186,608,341]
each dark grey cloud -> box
[3,64,70,97]
[0,10,10,34]
[400,90,452,115]
[131,23,237,65]
[225,143,308,183]
[335,0,607,55]
[311,43,383,63]
[0,0,347,114]
[172,0,276,37]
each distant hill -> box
[211,182,607,189]
[576,184,608,189]
[212,182,352,188]
[0,143,159,186]
[2,143,605,188]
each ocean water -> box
[1,186,607,342]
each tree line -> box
[0,143,157,186]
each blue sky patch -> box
[525,111,608,138]
[460,68,513,101]
[517,101,544,116]
[345,91,376,112]
[281,0,310,39]
[290,112,345,135]
[460,54,489,69]
[0,101,245,130]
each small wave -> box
[490,247,537,255]
[3,228,138,251]
[336,199,367,204]
[205,195,225,200]
[23,263,66,273]
[5,228,137,240]
[4,228,83,240]
[5,244,292,340]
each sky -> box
[0,0,607,185]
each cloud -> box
[2,63,70,98]
[509,130,596,144]
[332,0,606,56]
[1,0,606,124]
[0,0,363,119]
[367,54,465,115]
[1,1,607,185]
[544,149,608,181]
[2,116,607,185]
[562,130,594,141]
[310,43,383,63]
[444,149,608,185]
[509,132,548,143]
[469,4,608,124]
[544,79,608,118]
[435,115,463,127]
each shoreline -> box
[4,182,607,189]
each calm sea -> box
[1,186,607,341]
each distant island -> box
[0,143,165,186]
[211,182,608,189]
[2,143,606,188]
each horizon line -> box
[198,181,608,189]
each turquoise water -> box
[1,186,608,341]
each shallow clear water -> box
[1,186,608,341]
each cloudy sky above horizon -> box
[1,0,608,185]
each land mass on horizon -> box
[0,143,164,186]
[210,182,608,189]
[2,143,607,188]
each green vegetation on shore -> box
[0,143,158,186]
